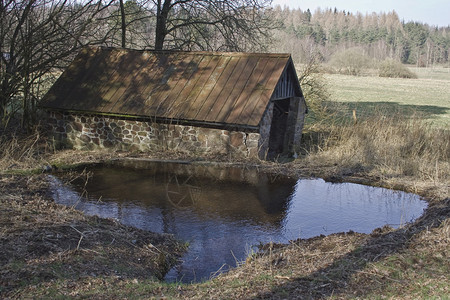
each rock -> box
[42,165,57,173]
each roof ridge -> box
[89,46,291,57]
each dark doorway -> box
[268,98,290,159]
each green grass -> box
[323,71,450,127]
[409,65,450,81]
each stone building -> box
[40,47,307,159]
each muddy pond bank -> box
[0,174,186,297]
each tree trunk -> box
[119,0,126,47]
[155,0,171,50]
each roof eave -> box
[40,107,260,132]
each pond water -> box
[49,160,427,283]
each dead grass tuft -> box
[302,112,449,187]
[0,128,49,171]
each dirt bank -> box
[0,172,186,298]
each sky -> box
[271,0,450,27]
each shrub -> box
[298,55,331,122]
[328,48,372,76]
[378,59,418,78]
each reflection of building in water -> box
[71,160,297,226]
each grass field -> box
[410,65,450,81]
[323,68,450,127]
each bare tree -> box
[0,0,274,129]
[150,0,274,51]
[109,0,152,48]
[0,0,113,129]
[113,0,274,51]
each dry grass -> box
[0,129,46,171]
[302,113,449,186]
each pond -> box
[49,160,427,283]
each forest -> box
[1,0,449,129]
[271,6,450,67]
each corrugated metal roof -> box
[41,47,297,127]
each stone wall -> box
[47,111,263,158]
[292,97,307,152]
[258,102,274,158]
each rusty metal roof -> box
[40,47,296,127]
